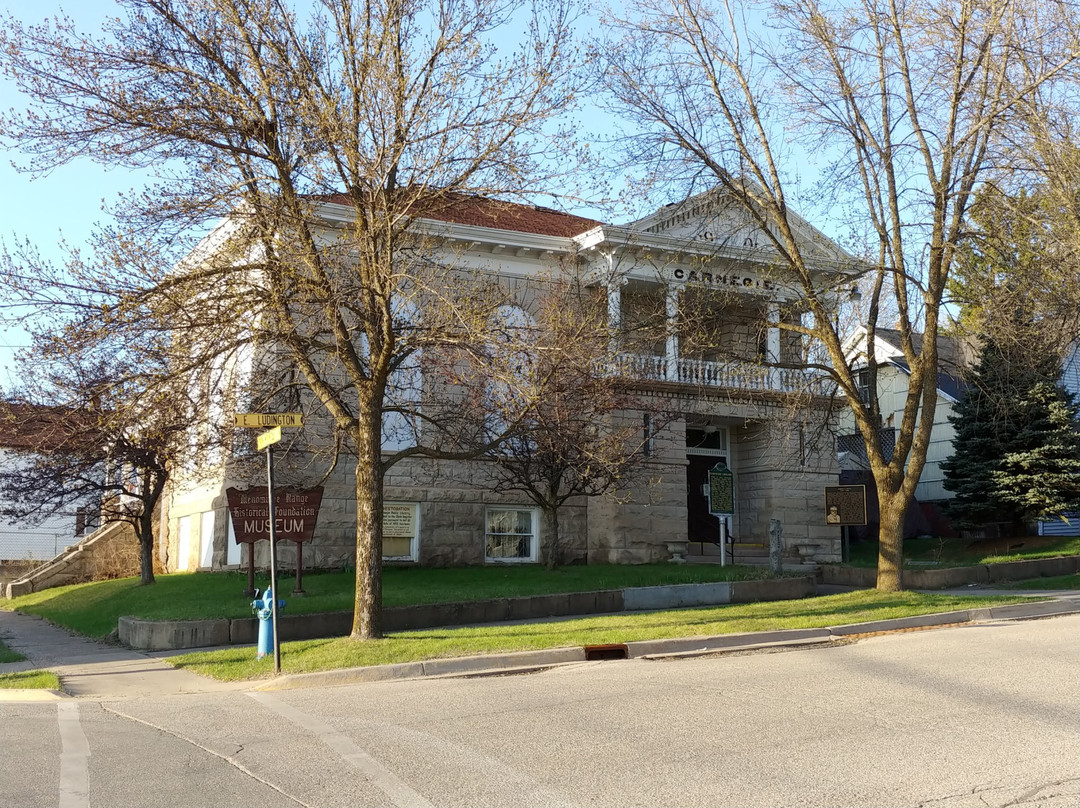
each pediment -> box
[635,193,763,248]
[629,189,855,266]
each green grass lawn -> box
[0,670,61,689]
[2,564,780,639]
[996,573,1080,589]
[169,590,1031,681]
[0,639,25,663]
[846,535,1080,568]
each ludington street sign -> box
[233,412,304,428]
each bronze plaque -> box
[824,485,867,526]
[708,462,735,515]
[226,486,324,544]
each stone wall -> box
[169,452,600,571]
[585,412,687,564]
[734,422,841,562]
[166,388,841,570]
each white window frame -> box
[199,510,216,569]
[484,507,539,563]
[176,515,193,572]
[225,517,243,566]
[383,501,419,562]
[856,368,872,405]
[687,427,729,456]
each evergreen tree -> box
[993,381,1080,521]
[942,331,1080,532]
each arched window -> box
[381,298,422,451]
[484,304,537,441]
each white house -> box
[840,327,970,506]
[164,190,858,571]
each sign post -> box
[707,461,735,566]
[230,413,304,596]
[258,426,283,674]
[226,486,324,597]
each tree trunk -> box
[137,528,155,585]
[543,506,561,571]
[351,409,384,640]
[876,494,906,592]
[135,507,156,583]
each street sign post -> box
[232,413,303,605]
[262,429,282,674]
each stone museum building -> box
[163,190,851,572]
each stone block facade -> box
[163,190,854,574]
[164,390,841,573]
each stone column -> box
[769,518,784,575]
[665,283,681,382]
[607,273,626,357]
[766,301,781,388]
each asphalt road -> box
[2,615,1077,808]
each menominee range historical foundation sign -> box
[226,486,324,544]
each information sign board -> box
[824,485,868,526]
[226,486,324,544]
[707,461,735,515]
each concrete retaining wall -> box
[819,555,1080,589]
[118,576,815,651]
[6,522,140,599]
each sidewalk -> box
[0,609,242,700]
[2,589,1079,700]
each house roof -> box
[859,328,970,403]
[323,192,603,238]
[420,195,603,238]
[0,403,99,453]
[627,187,860,268]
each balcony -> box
[609,354,833,396]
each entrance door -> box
[687,454,726,542]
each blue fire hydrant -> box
[252,587,285,659]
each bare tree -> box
[0,336,210,586]
[479,274,667,569]
[0,0,583,636]
[597,0,1080,589]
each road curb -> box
[254,596,1080,692]
[0,688,70,702]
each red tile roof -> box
[421,195,603,237]
[324,192,603,238]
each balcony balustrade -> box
[608,354,833,396]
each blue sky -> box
[0,1,141,387]
[0,0,851,392]
[0,0,618,390]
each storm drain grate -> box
[583,643,629,661]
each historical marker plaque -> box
[823,485,867,526]
[708,461,735,515]
[383,503,418,538]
